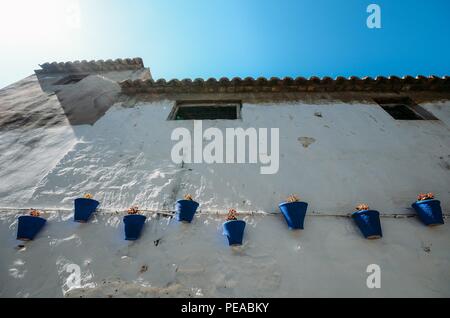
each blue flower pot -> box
[123,215,147,241]
[412,199,444,226]
[352,210,382,239]
[74,198,100,223]
[17,216,46,241]
[223,220,246,246]
[278,201,308,230]
[175,200,199,223]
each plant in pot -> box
[74,193,100,223]
[17,209,47,241]
[278,194,308,230]
[175,194,199,223]
[222,209,246,246]
[351,204,382,239]
[412,193,444,226]
[123,206,147,241]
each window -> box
[374,97,438,120]
[168,101,241,120]
[54,74,88,85]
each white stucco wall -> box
[0,97,449,297]
[1,210,449,298]
[13,99,450,214]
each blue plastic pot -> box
[17,216,46,241]
[412,199,444,226]
[123,214,146,241]
[74,198,100,222]
[223,220,246,246]
[352,210,382,239]
[175,200,199,223]
[278,201,308,230]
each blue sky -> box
[0,0,449,88]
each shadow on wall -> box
[35,72,122,126]
[0,71,137,132]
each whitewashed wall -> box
[1,211,449,297]
[8,99,450,214]
[0,98,449,297]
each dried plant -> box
[84,193,93,199]
[29,209,41,217]
[356,204,370,211]
[417,192,435,201]
[287,194,300,203]
[127,206,140,215]
[184,194,194,201]
[226,208,238,221]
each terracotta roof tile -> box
[36,58,144,74]
[120,75,450,94]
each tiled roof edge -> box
[36,58,145,74]
[120,75,450,94]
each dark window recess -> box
[374,97,438,120]
[54,74,88,85]
[380,104,423,120]
[169,101,241,120]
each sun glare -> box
[0,0,81,47]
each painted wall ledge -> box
[1,207,448,219]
